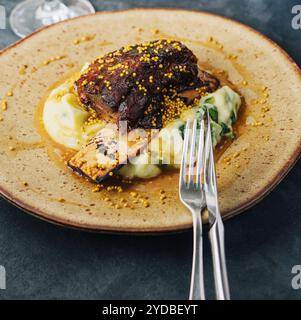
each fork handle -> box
[209,218,230,300]
[189,210,205,300]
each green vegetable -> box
[203,96,215,104]
[179,123,185,139]
[220,122,230,135]
[230,111,236,124]
[220,122,235,139]
[210,120,222,147]
[199,86,241,143]
[208,106,218,123]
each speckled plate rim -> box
[1,8,301,234]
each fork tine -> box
[180,119,191,187]
[196,119,205,189]
[188,119,197,187]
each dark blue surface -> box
[0,0,301,300]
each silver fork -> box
[179,118,206,300]
[204,109,230,300]
[179,111,230,300]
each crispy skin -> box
[75,39,219,129]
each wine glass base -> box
[9,0,95,38]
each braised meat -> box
[75,39,219,129]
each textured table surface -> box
[0,0,301,300]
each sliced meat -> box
[68,124,149,183]
[198,70,220,93]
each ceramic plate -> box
[0,9,300,233]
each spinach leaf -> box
[220,123,235,139]
[203,96,215,104]
[220,122,231,136]
[208,106,218,122]
[179,123,185,139]
[230,111,236,124]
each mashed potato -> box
[43,78,105,150]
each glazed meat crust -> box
[75,39,219,129]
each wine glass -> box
[9,0,95,38]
